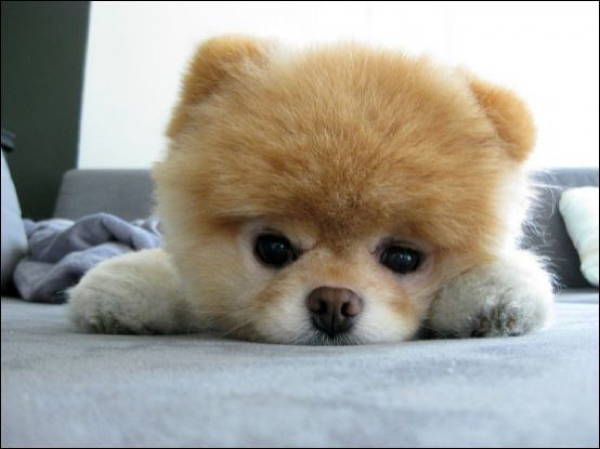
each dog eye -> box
[380,246,421,274]
[255,234,297,268]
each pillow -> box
[559,186,599,287]
[1,150,28,291]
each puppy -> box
[69,36,554,344]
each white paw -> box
[428,250,554,338]
[69,279,154,334]
[69,249,188,334]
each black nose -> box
[306,286,363,337]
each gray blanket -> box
[13,213,161,303]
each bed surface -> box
[2,292,598,448]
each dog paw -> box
[74,302,147,335]
[469,300,534,337]
[428,250,554,338]
[69,263,159,334]
[69,249,189,335]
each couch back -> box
[522,168,599,289]
[53,167,599,289]
[53,169,155,221]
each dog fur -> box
[69,36,554,344]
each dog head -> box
[154,36,535,344]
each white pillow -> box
[559,186,599,287]
[1,151,28,291]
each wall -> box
[78,1,599,169]
[1,1,90,219]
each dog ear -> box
[167,35,273,138]
[469,77,536,162]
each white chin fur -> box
[252,290,416,345]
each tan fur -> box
[147,36,543,343]
[468,76,536,161]
[166,35,273,137]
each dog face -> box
[154,36,535,344]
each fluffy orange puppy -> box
[69,36,553,344]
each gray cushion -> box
[1,151,27,291]
[53,169,155,221]
[1,292,598,448]
[521,168,600,289]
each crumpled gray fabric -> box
[13,213,161,303]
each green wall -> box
[1,1,90,219]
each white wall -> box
[78,1,599,168]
